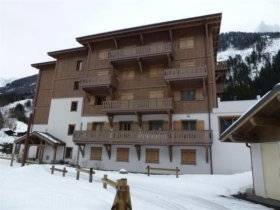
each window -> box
[67,124,75,135]
[95,95,106,105]
[90,147,102,160]
[88,122,105,131]
[116,148,129,162]
[179,37,194,49]
[70,101,78,112]
[76,60,83,71]
[146,148,159,163]
[119,121,132,131]
[149,121,163,131]
[182,120,197,131]
[149,90,163,99]
[73,81,79,90]
[121,93,134,100]
[181,90,195,101]
[181,149,196,165]
[65,147,73,159]
[219,116,239,134]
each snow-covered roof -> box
[14,131,65,146]
[0,129,15,144]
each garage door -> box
[261,142,280,200]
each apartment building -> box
[23,13,253,174]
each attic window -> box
[76,60,83,71]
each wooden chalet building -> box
[22,13,256,174]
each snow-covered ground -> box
[0,159,270,210]
[0,98,33,118]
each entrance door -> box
[261,142,280,200]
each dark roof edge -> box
[47,46,88,58]
[31,61,56,69]
[76,13,222,43]
[220,83,280,142]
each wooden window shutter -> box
[98,50,108,60]
[90,147,102,160]
[121,93,134,100]
[173,121,182,131]
[181,149,196,165]
[179,37,194,49]
[146,148,159,163]
[149,90,164,99]
[174,91,181,101]
[196,120,205,130]
[195,88,204,100]
[116,148,129,162]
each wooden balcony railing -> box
[164,66,207,81]
[103,98,173,113]
[80,75,116,91]
[73,130,212,146]
[108,42,172,61]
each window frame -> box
[67,124,75,135]
[73,81,80,90]
[90,147,102,161]
[181,90,196,101]
[70,101,78,112]
[65,147,73,159]
[76,60,83,71]
[148,120,164,131]
[181,149,196,165]
[145,148,159,164]
[94,95,106,105]
[119,121,132,131]
[116,148,129,162]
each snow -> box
[0,77,15,88]
[217,37,280,62]
[0,129,15,144]
[37,132,60,144]
[14,121,28,133]
[0,159,270,210]
[0,99,33,118]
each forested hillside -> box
[218,32,280,100]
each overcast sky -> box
[0,0,279,79]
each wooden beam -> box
[88,42,94,52]
[137,58,143,72]
[113,37,118,49]
[168,145,173,162]
[139,33,144,45]
[52,146,57,163]
[250,116,280,128]
[136,113,142,129]
[205,146,209,163]
[78,145,85,157]
[105,144,112,159]
[169,29,173,42]
[135,145,141,161]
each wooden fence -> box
[146,165,180,178]
[76,166,95,183]
[102,174,132,210]
[50,165,68,177]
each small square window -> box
[95,95,106,105]
[116,148,129,162]
[65,147,73,159]
[67,124,75,135]
[182,120,196,131]
[119,121,132,131]
[76,60,83,71]
[181,90,195,101]
[149,121,163,131]
[181,149,196,165]
[90,147,102,160]
[146,148,159,163]
[70,101,78,112]
[73,81,79,90]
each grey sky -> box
[0,0,279,79]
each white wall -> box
[211,98,258,174]
[251,143,266,197]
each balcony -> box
[73,130,212,146]
[102,98,173,114]
[164,66,207,82]
[108,42,172,62]
[80,74,117,93]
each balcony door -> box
[149,121,163,131]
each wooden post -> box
[89,168,93,183]
[62,167,67,177]
[112,178,132,210]
[147,165,150,176]
[52,145,57,164]
[176,167,179,178]
[76,145,80,166]
[22,113,33,166]
[10,143,16,167]
[103,174,108,189]
[51,165,54,174]
[76,165,80,180]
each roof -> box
[15,131,65,146]
[31,61,56,69]
[48,46,88,59]
[220,84,280,143]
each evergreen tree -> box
[0,112,4,129]
[9,103,27,123]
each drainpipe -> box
[204,23,213,174]
[246,143,255,194]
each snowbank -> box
[0,160,269,210]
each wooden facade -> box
[32,13,222,149]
